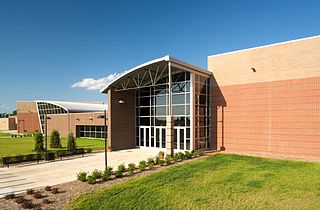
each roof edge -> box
[208,34,320,58]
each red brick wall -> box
[108,89,136,151]
[212,76,320,160]
[17,113,41,133]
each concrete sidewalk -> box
[0,148,161,197]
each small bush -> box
[76,171,87,182]
[91,169,103,179]
[87,175,96,184]
[192,151,204,157]
[4,193,15,200]
[33,192,43,199]
[50,130,61,148]
[117,163,126,173]
[67,133,76,150]
[127,163,135,174]
[159,159,165,166]
[177,152,185,160]
[102,167,113,181]
[26,189,35,195]
[165,155,171,165]
[51,188,59,194]
[44,186,52,191]
[33,132,44,153]
[147,157,155,166]
[185,151,192,159]
[154,156,160,165]
[15,197,26,204]
[21,200,33,209]
[139,160,146,171]
[173,154,179,162]
[42,199,51,204]
[114,164,126,178]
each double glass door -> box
[139,126,188,151]
[140,126,166,149]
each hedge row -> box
[77,150,205,184]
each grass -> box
[0,132,11,137]
[65,154,320,210]
[0,137,105,158]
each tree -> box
[50,130,61,148]
[11,110,17,116]
[67,133,76,150]
[34,131,44,153]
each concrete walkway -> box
[0,148,161,197]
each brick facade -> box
[208,36,320,160]
[108,89,136,151]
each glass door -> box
[174,127,186,151]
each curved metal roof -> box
[100,55,211,93]
[35,100,107,113]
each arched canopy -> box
[100,55,211,93]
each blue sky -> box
[0,0,319,112]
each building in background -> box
[102,35,320,160]
[0,116,17,131]
[16,101,107,138]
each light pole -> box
[44,114,51,160]
[104,109,107,169]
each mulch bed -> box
[0,153,213,210]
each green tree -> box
[50,130,61,148]
[34,131,44,153]
[67,133,76,150]
[11,110,17,116]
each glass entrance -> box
[174,127,187,151]
[139,126,166,149]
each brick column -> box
[166,115,174,156]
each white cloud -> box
[0,104,10,111]
[71,71,128,90]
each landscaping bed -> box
[0,151,208,210]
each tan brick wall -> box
[47,112,106,137]
[108,89,136,151]
[208,36,320,160]
[208,36,320,86]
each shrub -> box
[154,156,160,165]
[33,132,44,153]
[192,151,205,157]
[76,171,87,182]
[50,130,61,148]
[4,193,15,200]
[159,159,165,166]
[33,192,43,199]
[114,163,126,178]
[44,186,52,191]
[165,155,171,165]
[147,157,154,166]
[67,133,76,150]
[51,188,59,194]
[185,151,192,159]
[177,152,184,160]
[15,197,26,204]
[102,167,113,181]
[127,163,135,174]
[158,151,165,159]
[87,175,96,184]
[21,200,33,209]
[139,160,146,171]
[26,189,35,195]
[173,153,179,162]
[91,169,103,179]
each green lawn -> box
[0,137,105,158]
[65,154,320,210]
[0,132,11,137]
